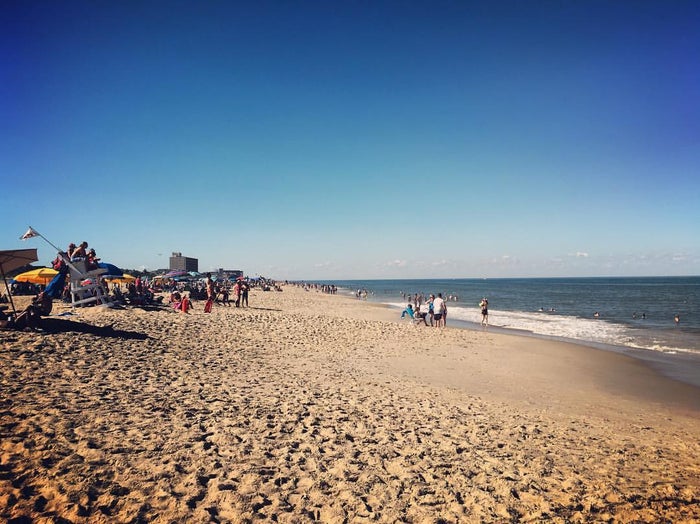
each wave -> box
[385,302,700,356]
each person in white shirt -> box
[432,293,446,327]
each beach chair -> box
[67,259,113,308]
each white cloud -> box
[386,259,407,267]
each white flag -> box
[20,227,39,240]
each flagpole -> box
[27,226,63,254]
[22,226,81,275]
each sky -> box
[2,1,699,280]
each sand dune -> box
[2,287,699,522]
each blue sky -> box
[2,1,699,279]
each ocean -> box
[322,277,700,387]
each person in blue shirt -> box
[401,303,414,319]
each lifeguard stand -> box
[67,259,113,307]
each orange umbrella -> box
[104,273,136,284]
[12,267,58,285]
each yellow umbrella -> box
[105,273,136,284]
[13,267,59,285]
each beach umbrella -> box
[104,273,136,284]
[165,270,188,278]
[97,262,123,277]
[0,249,38,274]
[13,267,58,285]
[0,248,38,314]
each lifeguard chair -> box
[67,259,113,308]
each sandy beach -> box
[2,286,699,523]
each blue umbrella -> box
[97,262,123,277]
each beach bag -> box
[204,298,213,313]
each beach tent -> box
[13,267,59,285]
[0,248,38,314]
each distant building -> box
[217,268,243,280]
[169,252,198,272]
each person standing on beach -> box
[233,280,242,307]
[480,298,489,326]
[220,284,230,306]
[427,294,435,326]
[433,293,445,328]
[240,280,249,307]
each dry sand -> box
[1,286,699,523]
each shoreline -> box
[369,296,700,390]
[2,286,699,522]
[336,293,700,413]
[327,277,700,358]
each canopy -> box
[0,248,39,314]
[13,267,59,285]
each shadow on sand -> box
[40,318,149,340]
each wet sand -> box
[1,286,699,522]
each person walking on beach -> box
[204,273,215,313]
[433,293,445,328]
[480,298,489,326]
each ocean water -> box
[330,277,700,353]
[323,277,700,386]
